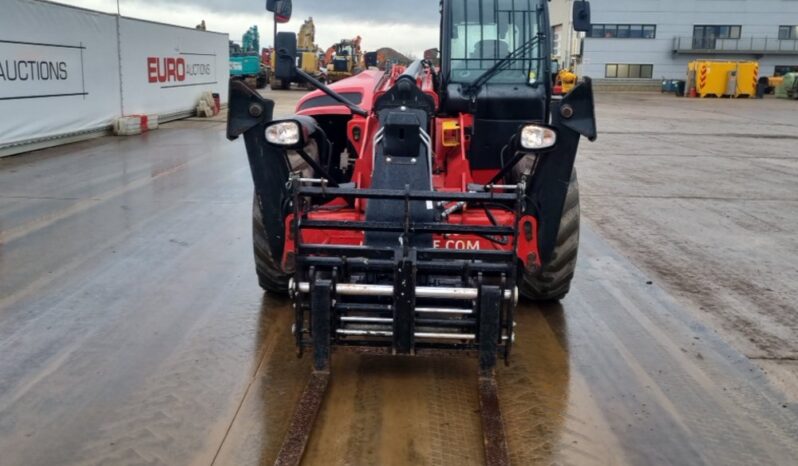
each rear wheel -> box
[253,194,289,294]
[519,169,580,302]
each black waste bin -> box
[675,80,687,97]
[756,77,769,99]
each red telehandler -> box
[228,1,596,464]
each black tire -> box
[519,169,580,302]
[271,79,288,90]
[253,194,289,294]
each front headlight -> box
[520,125,557,150]
[265,121,301,147]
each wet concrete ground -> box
[1,91,797,465]
[579,93,798,401]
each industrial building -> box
[550,0,798,83]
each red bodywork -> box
[285,67,541,272]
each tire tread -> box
[252,194,289,294]
[519,170,580,301]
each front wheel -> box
[253,194,289,294]
[519,170,580,301]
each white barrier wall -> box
[120,18,228,118]
[0,1,121,147]
[0,0,229,155]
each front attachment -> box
[281,179,519,466]
[288,180,522,368]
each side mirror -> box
[275,32,297,81]
[266,0,292,23]
[572,1,591,33]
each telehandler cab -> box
[228,1,596,464]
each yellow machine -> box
[323,36,363,83]
[688,60,759,98]
[555,69,577,94]
[296,17,320,75]
[271,17,323,89]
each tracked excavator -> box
[270,17,324,89]
[228,1,596,464]
[229,26,269,89]
[322,36,364,83]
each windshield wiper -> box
[463,34,542,97]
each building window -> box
[589,24,656,39]
[775,65,798,76]
[552,25,562,57]
[693,25,742,49]
[779,26,798,40]
[605,64,653,79]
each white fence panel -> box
[119,18,229,119]
[0,1,121,148]
[1,1,229,156]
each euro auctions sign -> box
[1,0,228,150]
[118,17,227,116]
[0,40,87,100]
[146,55,214,87]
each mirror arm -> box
[293,67,369,117]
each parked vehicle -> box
[228,1,596,464]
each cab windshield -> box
[336,44,353,56]
[448,0,543,85]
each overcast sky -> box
[60,0,440,56]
